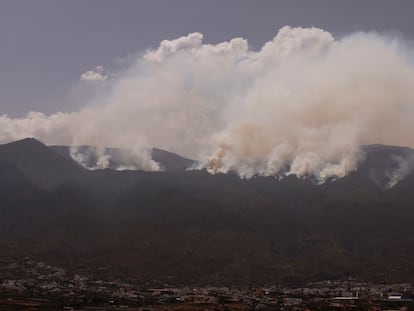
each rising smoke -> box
[1,26,414,182]
[386,153,414,188]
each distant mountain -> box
[0,138,414,285]
[0,138,86,189]
[151,147,196,171]
[49,145,196,172]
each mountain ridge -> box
[49,144,196,172]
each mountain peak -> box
[4,137,46,148]
[0,137,84,189]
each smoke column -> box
[1,26,414,181]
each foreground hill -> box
[0,138,413,285]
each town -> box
[1,258,413,310]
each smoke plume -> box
[69,145,159,171]
[386,152,414,188]
[1,26,414,181]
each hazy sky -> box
[1,0,414,117]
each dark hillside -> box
[0,139,413,285]
[0,138,85,189]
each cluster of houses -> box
[0,258,413,310]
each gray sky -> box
[1,0,414,117]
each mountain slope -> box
[49,145,196,171]
[0,138,86,189]
[0,138,414,285]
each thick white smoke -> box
[1,26,414,180]
[69,145,159,171]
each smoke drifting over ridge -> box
[1,26,414,181]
